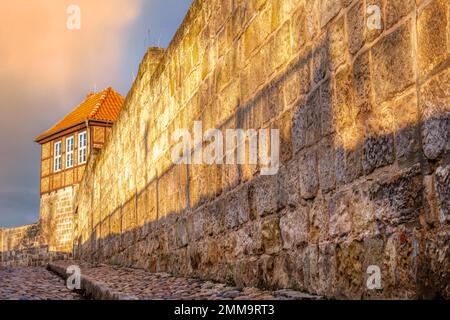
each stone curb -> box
[272,289,323,300]
[47,262,139,300]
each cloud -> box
[0,190,39,228]
[0,0,143,227]
[0,0,141,94]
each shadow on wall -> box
[71,0,449,299]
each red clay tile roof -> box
[35,87,124,142]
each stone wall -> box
[0,224,58,267]
[0,187,75,266]
[39,186,76,253]
[73,0,450,299]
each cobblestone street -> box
[0,262,319,300]
[49,261,320,300]
[0,267,82,300]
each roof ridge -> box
[35,87,124,143]
[88,87,110,119]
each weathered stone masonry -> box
[0,88,123,266]
[0,188,75,266]
[72,0,450,299]
[2,0,449,299]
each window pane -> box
[54,141,62,172]
[66,138,74,169]
[78,132,87,164]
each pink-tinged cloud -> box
[0,0,192,227]
[0,0,143,227]
[0,0,142,97]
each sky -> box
[0,0,192,228]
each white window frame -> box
[66,136,74,169]
[78,131,87,164]
[54,141,62,172]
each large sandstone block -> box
[279,205,309,249]
[276,159,300,208]
[370,166,423,225]
[234,256,260,288]
[312,36,330,84]
[328,191,352,239]
[271,0,297,31]
[204,198,226,237]
[328,182,376,238]
[352,50,372,114]
[320,0,342,27]
[309,193,330,243]
[291,5,307,54]
[320,79,334,136]
[363,120,395,174]
[424,230,450,299]
[269,21,292,72]
[384,227,421,299]
[419,68,450,160]
[261,216,282,255]
[318,136,336,192]
[236,221,263,256]
[385,0,415,29]
[270,252,298,289]
[435,163,450,224]
[186,209,201,243]
[225,185,250,228]
[298,149,319,199]
[292,88,321,153]
[347,0,365,55]
[335,143,364,185]
[371,23,415,104]
[391,91,420,166]
[175,217,188,248]
[121,196,136,233]
[334,64,357,133]
[335,240,364,298]
[110,209,121,236]
[328,15,348,70]
[316,243,336,296]
[274,110,294,164]
[302,244,319,294]
[248,175,279,218]
[333,64,364,182]
[418,0,449,78]
[306,0,320,41]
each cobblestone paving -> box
[51,260,320,300]
[0,267,82,300]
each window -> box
[78,131,87,164]
[66,136,74,168]
[54,141,62,172]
